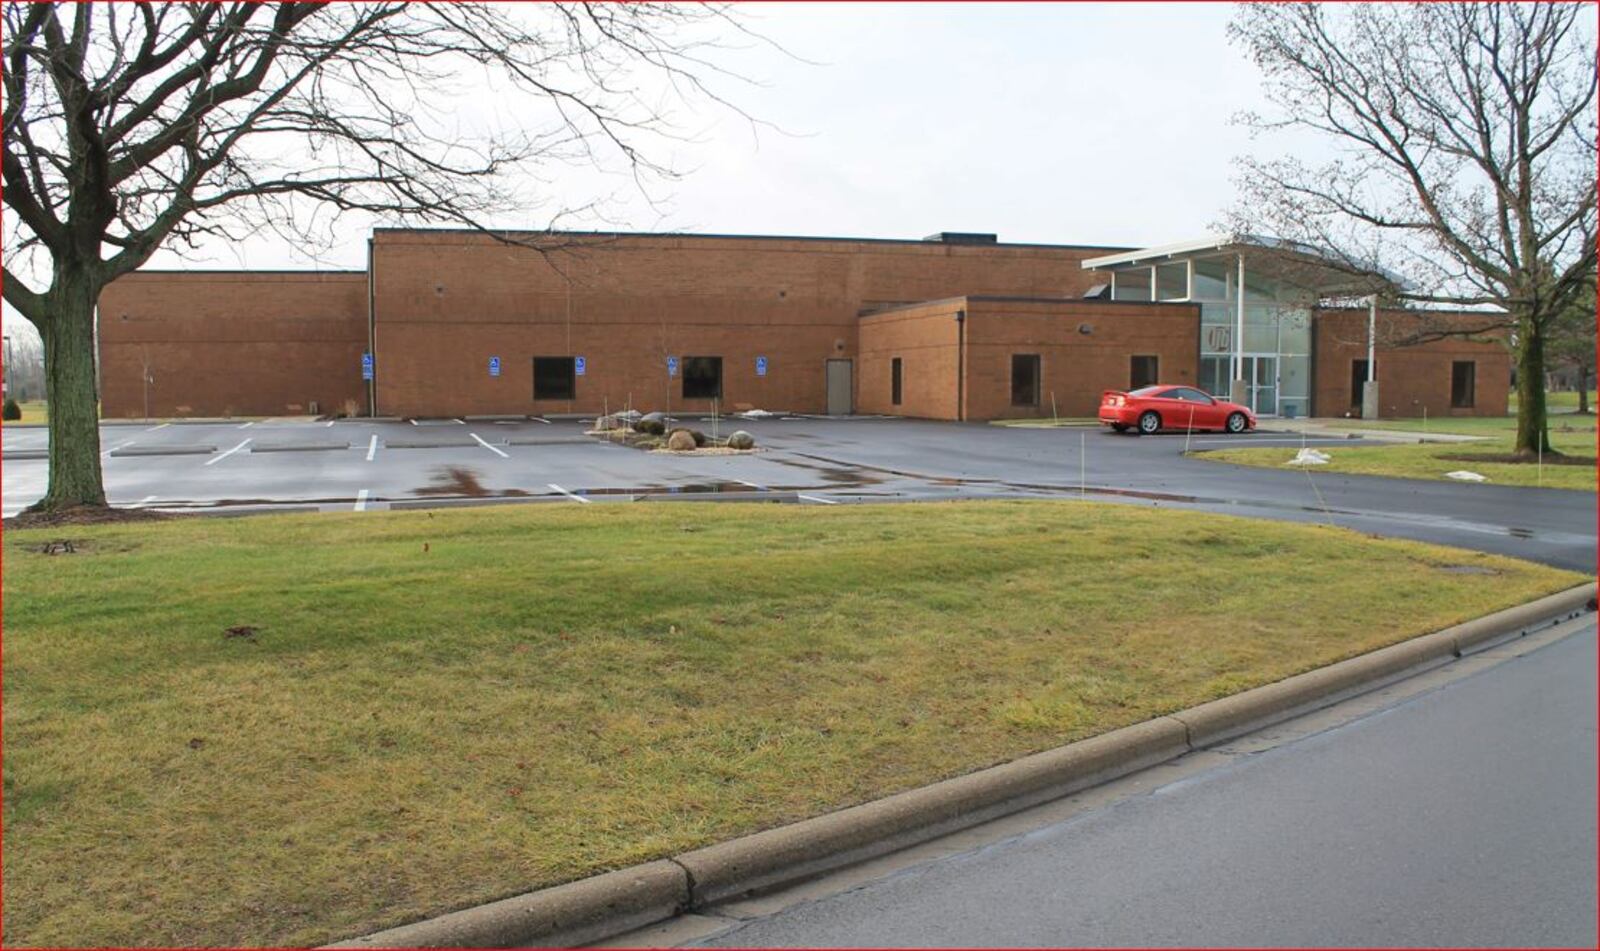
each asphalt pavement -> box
[675,617,1597,948]
[2,415,1593,571]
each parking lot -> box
[3,415,1592,571]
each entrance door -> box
[1242,355,1278,416]
[826,359,853,415]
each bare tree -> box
[1547,275,1597,414]
[1227,2,1596,454]
[2,1,763,511]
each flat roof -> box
[372,226,1136,254]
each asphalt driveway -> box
[3,415,1592,571]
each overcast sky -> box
[6,2,1316,337]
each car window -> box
[1172,388,1215,404]
[1128,385,1167,398]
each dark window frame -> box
[1011,353,1041,407]
[682,355,723,400]
[1451,361,1476,408]
[891,357,903,406]
[532,356,576,401]
[1130,354,1159,389]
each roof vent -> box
[923,232,998,245]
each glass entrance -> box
[1242,355,1278,416]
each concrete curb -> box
[330,582,1595,948]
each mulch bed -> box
[4,504,179,531]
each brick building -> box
[96,229,1510,421]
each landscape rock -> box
[727,430,755,450]
[633,419,666,436]
[666,429,697,451]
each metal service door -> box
[826,359,853,415]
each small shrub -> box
[2,398,20,421]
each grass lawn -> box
[989,417,1101,428]
[1513,390,1596,413]
[2,502,1582,946]
[1201,415,1595,490]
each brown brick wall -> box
[1313,308,1511,418]
[857,301,962,419]
[371,231,1119,416]
[99,272,368,418]
[961,299,1201,420]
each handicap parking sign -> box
[667,356,679,377]
[756,356,768,377]
[575,356,587,376]
[489,356,501,377]
[361,352,374,381]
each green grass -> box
[989,417,1101,428]
[1513,390,1595,413]
[1,502,1581,946]
[1200,416,1595,489]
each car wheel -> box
[1111,423,1129,433]
[1225,412,1247,434]
[1137,411,1161,435]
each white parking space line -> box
[452,418,465,425]
[798,494,839,504]
[470,432,510,458]
[354,489,369,512]
[238,421,255,429]
[365,434,379,462]
[144,422,170,432]
[548,483,591,503]
[734,478,765,489]
[324,419,336,427]
[409,418,419,426]
[531,416,552,424]
[205,438,252,466]
[101,439,136,458]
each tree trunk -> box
[32,271,107,511]
[1579,363,1592,415]
[1512,311,1553,456]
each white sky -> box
[5,2,1318,338]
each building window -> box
[1130,355,1159,389]
[891,357,903,406]
[1155,262,1188,301]
[1111,268,1152,302]
[533,357,575,400]
[1011,354,1041,407]
[1451,361,1476,408]
[682,356,722,400]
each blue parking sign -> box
[489,356,501,377]
[575,356,586,376]
[756,356,768,377]
[667,356,679,377]
[361,352,374,381]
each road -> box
[3,416,1593,571]
[661,617,1596,948]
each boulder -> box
[666,429,697,451]
[640,411,668,424]
[689,429,708,447]
[727,430,755,450]
[633,419,666,435]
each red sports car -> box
[1099,385,1256,435]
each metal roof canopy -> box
[1081,233,1404,297]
